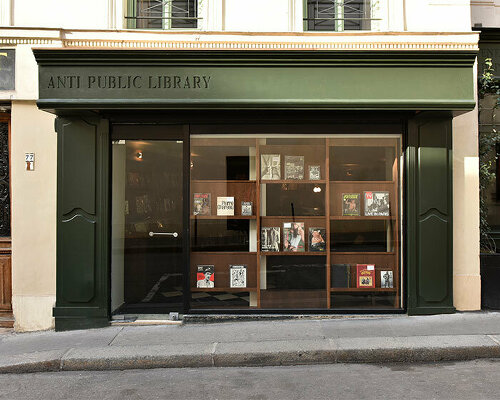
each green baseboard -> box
[408,306,455,316]
[55,317,110,332]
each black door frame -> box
[110,123,191,315]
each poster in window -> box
[283,222,305,252]
[261,154,281,180]
[197,265,215,288]
[230,265,247,288]
[364,191,390,216]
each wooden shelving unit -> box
[190,137,401,310]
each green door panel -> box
[54,116,110,331]
[60,119,96,215]
[61,216,96,303]
[418,214,449,303]
[407,113,454,315]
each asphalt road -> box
[1,359,500,400]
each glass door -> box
[111,138,185,314]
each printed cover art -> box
[197,265,215,288]
[230,265,247,288]
[193,193,211,216]
[217,196,235,216]
[342,193,361,216]
[380,270,394,288]
[356,264,375,288]
[241,201,253,216]
[308,227,326,252]
[284,156,305,180]
[283,222,305,252]
[308,165,321,181]
[261,227,280,252]
[261,154,281,180]
[364,191,390,216]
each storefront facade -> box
[34,47,476,330]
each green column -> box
[407,113,455,315]
[53,116,110,331]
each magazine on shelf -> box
[331,264,351,288]
[241,201,253,216]
[308,165,321,181]
[193,193,211,216]
[283,222,305,252]
[380,270,394,288]
[217,196,235,216]
[356,264,375,288]
[197,265,215,288]
[308,227,326,252]
[261,154,281,180]
[261,227,280,252]
[364,191,390,216]
[342,193,361,216]
[230,265,247,288]
[284,156,305,180]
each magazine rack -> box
[190,136,401,310]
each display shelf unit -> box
[190,136,401,310]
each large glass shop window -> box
[190,135,402,310]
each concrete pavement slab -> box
[0,350,66,374]
[111,319,325,347]
[319,313,500,339]
[0,326,123,356]
[61,343,214,371]
[213,338,334,367]
[333,334,500,363]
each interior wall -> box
[111,142,126,312]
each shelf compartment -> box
[330,288,397,293]
[260,251,327,256]
[191,251,258,255]
[260,216,326,219]
[261,180,326,184]
[191,287,257,293]
[330,216,396,220]
[191,180,256,184]
[191,215,256,220]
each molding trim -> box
[60,39,478,51]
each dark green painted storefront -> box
[34,50,475,331]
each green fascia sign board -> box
[34,50,476,111]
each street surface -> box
[1,359,500,400]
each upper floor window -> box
[304,0,372,31]
[127,0,198,29]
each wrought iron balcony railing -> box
[304,0,378,31]
[126,0,199,30]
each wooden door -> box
[0,113,12,327]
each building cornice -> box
[0,27,479,51]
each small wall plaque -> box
[25,153,34,171]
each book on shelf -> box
[364,191,390,216]
[380,270,394,288]
[342,193,361,216]
[217,196,235,216]
[261,227,280,252]
[283,222,305,252]
[308,227,326,252]
[284,155,305,180]
[197,265,215,288]
[230,265,247,288]
[261,154,281,180]
[356,264,375,288]
[193,193,211,216]
[331,264,351,288]
[308,165,321,181]
[241,201,253,216]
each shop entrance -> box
[111,127,187,315]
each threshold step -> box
[0,315,14,328]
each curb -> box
[2,335,500,374]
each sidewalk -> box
[1,312,500,373]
